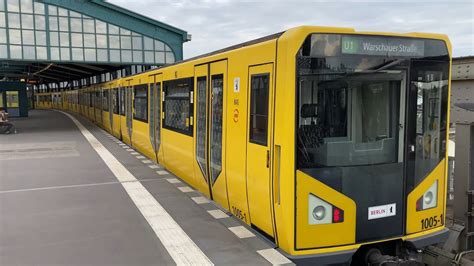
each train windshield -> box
[296,34,449,190]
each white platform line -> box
[257,249,292,265]
[142,160,153,164]
[59,111,213,266]
[157,170,169,175]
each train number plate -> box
[368,203,396,220]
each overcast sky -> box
[109,0,474,59]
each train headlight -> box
[308,194,344,225]
[312,206,326,221]
[416,180,438,211]
[424,191,434,205]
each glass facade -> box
[0,0,175,64]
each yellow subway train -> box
[36,26,452,265]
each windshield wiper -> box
[371,59,404,72]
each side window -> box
[210,74,223,183]
[103,89,109,111]
[196,77,207,176]
[113,88,119,114]
[120,88,125,115]
[155,82,161,143]
[249,74,270,145]
[134,85,148,122]
[163,78,193,135]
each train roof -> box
[78,25,451,87]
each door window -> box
[102,89,109,111]
[196,77,207,178]
[112,88,119,114]
[155,82,162,147]
[149,84,155,146]
[149,82,162,150]
[249,74,270,145]
[120,88,124,115]
[210,75,223,183]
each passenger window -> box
[249,74,269,145]
[134,85,148,122]
[113,88,119,114]
[96,91,101,109]
[102,89,109,111]
[210,74,223,183]
[196,77,207,177]
[120,88,125,115]
[163,78,193,135]
[6,91,19,108]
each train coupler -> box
[364,247,423,266]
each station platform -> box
[0,110,294,266]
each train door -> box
[193,65,211,197]
[246,64,275,238]
[193,61,229,208]
[149,73,163,163]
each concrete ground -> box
[0,110,293,266]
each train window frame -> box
[162,77,194,136]
[249,73,270,146]
[133,84,149,123]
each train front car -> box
[275,27,451,265]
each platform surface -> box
[0,110,293,266]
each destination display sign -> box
[341,36,425,57]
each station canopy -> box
[0,0,190,85]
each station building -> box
[0,0,189,116]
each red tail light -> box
[416,197,422,211]
[333,207,344,223]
